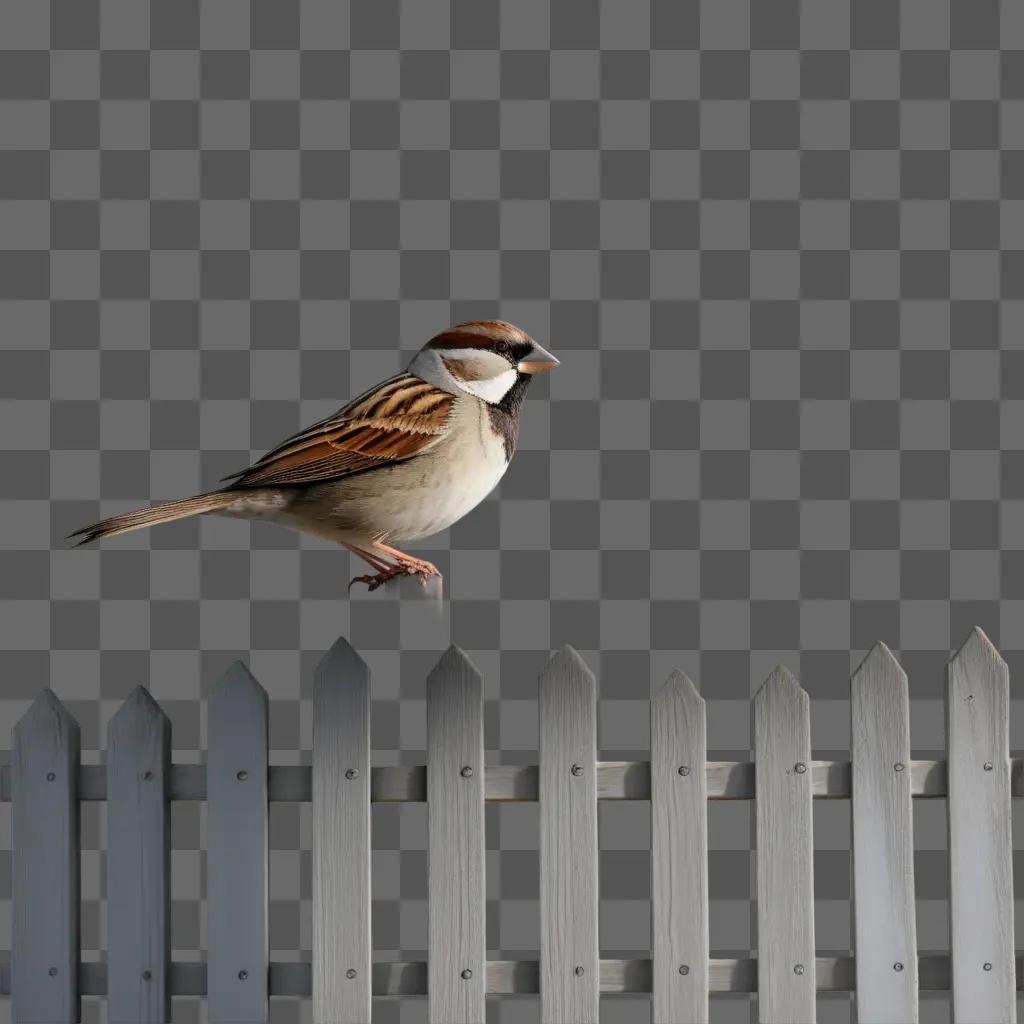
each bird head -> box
[407,320,558,404]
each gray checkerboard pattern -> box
[1,0,1023,1021]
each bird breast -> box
[374,395,510,542]
[288,394,511,546]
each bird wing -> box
[221,373,454,488]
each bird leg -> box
[344,544,405,592]
[344,542,441,592]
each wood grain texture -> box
[11,689,81,1024]
[851,642,918,1021]
[946,627,1016,1023]
[539,647,599,1024]
[207,662,269,1024]
[426,646,486,1024]
[754,666,816,1023]
[106,687,172,1024]
[312,638,371,1024]
[651,670,708,1024]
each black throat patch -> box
[486,372,532,461]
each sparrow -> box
[69,320,558,591]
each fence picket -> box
[427,646,486,1023]
[107,687,172,1024]
[313,637,371,1024]
[850,642,918,1022]
[651,670,708,1023]
[207,662,269,1024]
[754,666,815,1023]
[539,647,599,1024]
[946,627,1015,1023]
[12,689,81,1024]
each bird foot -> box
[393,553,441,578]
[348,557,442,593]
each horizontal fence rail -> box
[1,956,1024,995]
[1,627,1020,1024]
[2,757,1021,803]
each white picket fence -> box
[1,626,1019,1023]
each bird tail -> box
[67,491,237,546]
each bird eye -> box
[495,340,510,355]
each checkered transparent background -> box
[2,0,1024,1020]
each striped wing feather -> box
[222,374,453,488]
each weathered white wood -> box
[11,689,81,1024]
[850,643,918,1022]
[946,627,1016,1023]
[312,638,371,1024]
[539,647,599,1024]
[651,670,708,1023]
[207,662,269,1024]
[426,646,486,1024]
[106,687,172,1024]
[754,666,816,1023]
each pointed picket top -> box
[14,687,80,744]
[315,635,369,689]
[947,625,1009,732]
[428,643,481,687]
[209,659,267,707]
[753,663,804,704]
[540,645,595,689]
[655,668,703,709]
[851,641,907,693]
[108,685,168,739]
[949,624,1007,677]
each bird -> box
[69,320,559,591]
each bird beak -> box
[517,342,559,374]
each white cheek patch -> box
[434,349,518,404]
[457,366,517,403]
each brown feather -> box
[425,320,531,350]
[67,492,236,546]
[221,373,454,490]
[441,354,491,381]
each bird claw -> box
[348,572,391,593]
[348,559,442,593]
